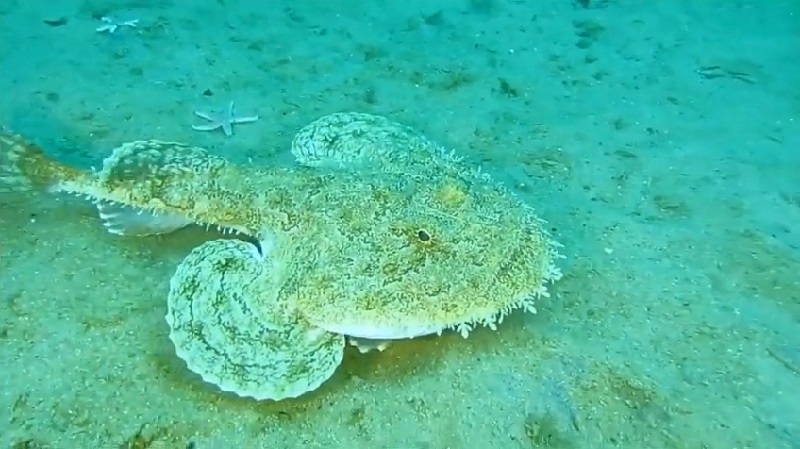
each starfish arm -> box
[222,123,233,137]
[192,124,220,132]
[193,111,215,121]
[233,115,259,124]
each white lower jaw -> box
[319,322,443,340]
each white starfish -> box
[96,16,139,34]
[192,101,259,137]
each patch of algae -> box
[562,359,710,448]
[711,228,800,321]
[522,410,579,449]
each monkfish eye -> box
[416,228,432,242]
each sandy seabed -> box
[1,1,798,448]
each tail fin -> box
[0,130,85,193]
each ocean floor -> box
[1,0,799,448]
